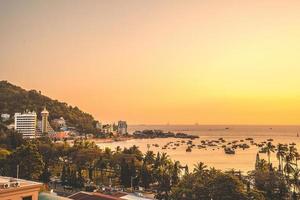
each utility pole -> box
[17,165,19,179]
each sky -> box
[1,0,300,125]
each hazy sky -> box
[1,0,300,125]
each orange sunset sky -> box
[1,0,300,125]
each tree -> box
[292,168,300,195]
[264,142,275,165]
[193,162,207,175]
[61,164,67,185]
[276,144,287,172]
[120,158,131,187]
[209,173,248,200]
[8,143,44,180]
[172,167,260,200]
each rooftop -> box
[69,191,121,200]
[68,192,154,200]
[0,176,42,194]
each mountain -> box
[0,80,98,134]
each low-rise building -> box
[6,123,15,130]
[117,121,127,135]
[49,131,70,141]
[68,191,154,200]
[102,124,113,133]
[96,122,102,130]
[51,117,66,130]
[0,176,43,200]
[1,113,10,122]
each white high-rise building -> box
[14,111,37,139]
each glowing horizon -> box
[1,0,300,125]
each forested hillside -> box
[0,81,97,134]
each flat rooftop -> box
[0,176,42,193]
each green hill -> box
[0,80,98,134]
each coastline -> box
[89,136,133,143]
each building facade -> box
[0,176,42,200]
[14,112,37,139]
[1,113,10,121]
[41,107,49,134]
[117,121,127,135]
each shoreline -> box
[89,136,133,143]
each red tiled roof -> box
[51,132,69,139]
[69,192,122,200]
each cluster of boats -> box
[149,136,291,156]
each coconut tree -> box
[193,162,207,175]
[292,168,300,194]
[171,161,182,185]
[284,154,296,189]
[265,142,275,165]
[276,143,287,172]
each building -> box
[51,117,66,130]
[69,191,154,200]
[117,121,127,135]
[14,111,37,139]
[1,113,10,122]
[0,176,43,200]
[36,108,55,137]
[102,124,113,133]
[69,191,121,200]
[39,192,71,200]
[14,108,55,139]
[41,107,49,134]
[49,131,70,141]
[6,124,15,130]
[96,121,102,130]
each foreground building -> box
[0,176,42,200]
[14,111,37,139]
[69,191,154,200]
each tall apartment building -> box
[14,111,37,139]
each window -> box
[22,196,32,200]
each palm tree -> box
[171,161,181,185]
[144,151,155,164]
[265,142,275,165]
[96,156,108,184]
[284,154,296,189]
[292,168,300,194]
[193,162,207,175]
[288,146,297,162]
[276,143,286,172]
[295,152,300,168]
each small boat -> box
[259,149,267,153]
[186,147,192,152]
[224,147,235,154]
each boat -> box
[224,147,235,154]
[186,147,192,152]
[259,148,267,153]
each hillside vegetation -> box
[0,81,97,134]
